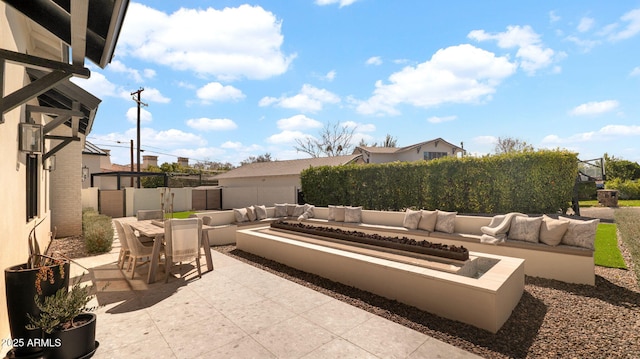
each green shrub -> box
[301,150,577,213]
[605,178,640,199]
[82,210,113,253]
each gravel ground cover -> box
[213,238,639,359]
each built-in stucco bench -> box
[300,207,595,285]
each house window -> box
[424,152,448,161]
[26,155,39,221]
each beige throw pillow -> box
[539,215,569,246]
[334,206,346,222]
[292,205,306,217]
[418,210,437,232]
[345,206,362,223]
[328,205,336,221]
[508,216,542,243]
[254,205,268,220]
[435,210,457,233]
[403,209,422,229]
[559,216,599,250]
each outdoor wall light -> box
[18,122,43,154]
[45,155,56,172]
[82,165,89,182]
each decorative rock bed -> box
[271,220,469,261]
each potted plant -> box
[27,274,99,359]
[4,217,70,358]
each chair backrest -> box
[137,209,163,221]
[113,219,130,251]
[121,222,148,256]
[164,218,202,262]
[201,216,212,225]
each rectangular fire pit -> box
[237,226,524,333]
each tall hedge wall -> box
[300,150,578,214]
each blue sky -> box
[74,0,640,167]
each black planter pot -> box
[45,313,97,359]
[4,260,70,358]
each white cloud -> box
[140,127,207,148]
[366,56,383,66]
[324,70,337,81]
[221,141,243,149]
[341,121,376,132]
[140,87,171,103]
[630,66,640,76]
[356,44,516,115]
[468,25,559,75]
[108,60,156,82]
[569,100,619,116]
[606,8,640,41]
[473,135,498,145]
[542,125,640,146]
[565,35,600,52]
[186,118,238,131]
[427,115,457,124]
[117,3,296,80]
[276,114,323,130]
[577,17,595,32]
[259,84,340,112]
[126,107,153,123]
[70,71,118,98]
[315,0,359,8]
[549,11,561,23]
[266,130,308,144]
[196,82,245,103]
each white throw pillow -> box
[403,209,421,229]
[292,204,306,217]
[233,208,249,223]
[435,210,457,233]
[559,216,599,250]
[508,216,542,243]
[246,206,257,222]
[345,206,362,223]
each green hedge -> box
[82,208,114,253]
[301,150,577,213]
[605,178,640,199]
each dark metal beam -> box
[43,137,78,160]
[0,49,89,78]
[1,70,71,114]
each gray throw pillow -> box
[508,216,542,243]
[435,210,457,233]
[345,206,362,223]
[559,216,599,250]
[274,203,288,217]
[254,205,268,220]
[233,208,249,223]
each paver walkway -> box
[66,231,482,358]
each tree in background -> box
[294,122,356,157]
[494,137,534,154]
[604,153,640,181]
[358,133,398,148]
[240,153,274,166]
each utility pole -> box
[131,88,147,188]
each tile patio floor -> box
[66,231,482,359]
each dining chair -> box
[121,222,160,280]
[112,219,130,270]
[164,218,203,283]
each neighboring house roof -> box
[354,138,464,155]
[83,141,108,156]
[214,155,362,180]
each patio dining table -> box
[128,219,214,284]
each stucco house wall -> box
[218,175,300,208]
[0,4,54,343]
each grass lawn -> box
[169,211,196,219]
[580,199,640,207]
[594,223,626,269]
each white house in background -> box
[353,138,465,164]
[0,0,129,346]
[214,155,363,209]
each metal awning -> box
[1,0,130,68]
